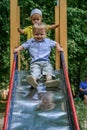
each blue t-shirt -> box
[22,38,56,63]
[79,81,87,94]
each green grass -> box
[0,103,6,113]
[74,98,87,130]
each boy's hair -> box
[33,22,46,30]
[30,8,42,17]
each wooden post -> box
[17,7,20,71]
[55,0,67,69]
[60,0,67,67]
[10,0,67,72]
[10,0,20,72]
[55,6,60,70]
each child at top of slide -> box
[14,22,63,88]
[18,8,59,40]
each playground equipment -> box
[3,52,80,130]
[10,0,67,71]
[3,0,80,130]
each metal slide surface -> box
[6,70,72,130]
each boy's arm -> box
[79,87,87,92]
[55,42,64,52]
[49,24,59,29]
[14,45,24,53]
[17,28,25,34]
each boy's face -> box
[31,14,42,25]
[33,28,46,41]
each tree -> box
[67,2,87,94]
[0,0,10,89]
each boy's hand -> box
[17,28,24,34]
[14,46,23,54]
[14,48,19,53]
[17,28,21,33]
[59,47,64,52]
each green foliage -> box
[67,6,87,94]
[74,98,87,130]
[67,0,87,10]
[0,0,10,89]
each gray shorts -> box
[30,61,54,78]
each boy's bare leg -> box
[84,95,87,105]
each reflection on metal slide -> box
[3,52,80,130]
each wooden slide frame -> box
[10,0,67,71]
